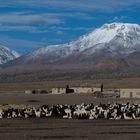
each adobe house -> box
[52,88,66,94]
[71,87,100,94]
[119,88,140,98]
[51,85,101,94]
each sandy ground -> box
[0,119,140,140]
[0,93,140,106]
[0,93,140,140]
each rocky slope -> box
[0,45,20,64]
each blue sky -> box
[0,0,140,54]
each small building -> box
[102,89,120,98]
[72,87,101,94]
[25,90,32,94]
[51,86,101,94]
[25,89,48,94]
[120,88,140,98]
[52,88,66,94]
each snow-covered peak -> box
[24,23,140,64]
[69,23,140,52]
[0,45,20,64]
[101,22,140,30]
[32,23,140,56]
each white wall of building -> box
[120,89,140,98]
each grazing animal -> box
[63,108,72,119]
[1,103,140,120]
[0,109,3,118]
[34,108,42,118]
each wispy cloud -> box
[49,26,94,33]
[0,12,62,25]
[0,24,39,32]
[110,16,128,22]
[0,11,93,33]
[1,0,140,11]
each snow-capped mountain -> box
[2,23,140,82]
[14,22,140,65]
[0,45,20,64]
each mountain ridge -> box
[7,22,140,65]
[1,22,140,82]
[0,45,20,64]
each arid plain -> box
[1,79,140,140]
[0,119,140,140]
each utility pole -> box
[101,83,104,93]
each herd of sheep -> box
[0,103,140,119]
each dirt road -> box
[0,119,140,140]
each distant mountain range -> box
[1,22,140,82]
